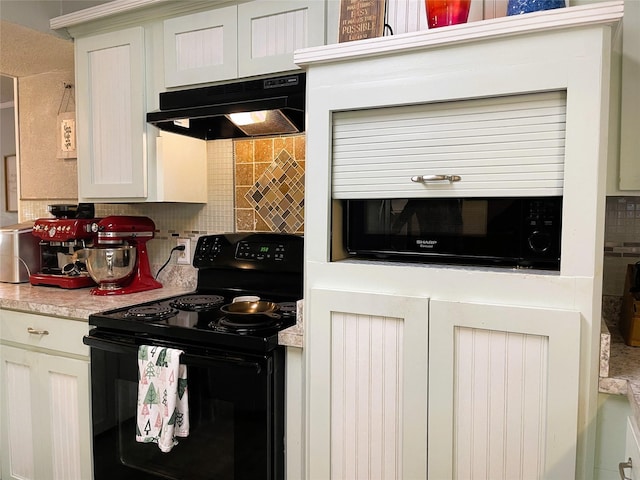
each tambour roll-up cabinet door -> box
[332,91,567,199]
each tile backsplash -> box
[604,197,640,296]
[19,134,306,287]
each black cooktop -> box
[87,233,303,353]
[89,291,298,353]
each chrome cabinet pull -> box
[411,174,461,183]
[619,458,632,480]
[27,327,49,336]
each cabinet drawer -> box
[332,91,566,199]
[0,310,89,357]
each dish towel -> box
[136,345,189,452]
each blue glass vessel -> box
[507,0,565,15]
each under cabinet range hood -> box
[147,73,305,140]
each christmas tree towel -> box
[136,345,189,452]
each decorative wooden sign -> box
[338,0,386,43]
[56,111,77,159]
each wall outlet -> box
[176,238,191,265]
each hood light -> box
[225,109,299,136]
[173,118,190,129]
[228,111,267,126]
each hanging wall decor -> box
[338,0,386,43]
[56,83,77,159]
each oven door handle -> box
[83,334,264,373]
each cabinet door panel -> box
[238,0,325,77]
[428,300,580,480]
[164,6,238,87]
[1,346,36,480]
[1,344,91,480]
[75,27,146,199]
[307,289,429,479]
[42,355,92,480]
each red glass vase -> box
[426,0,471,28]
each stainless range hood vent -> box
[147,73,306,140]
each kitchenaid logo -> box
[416,239,438,249]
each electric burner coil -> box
[124,305,178,321]
[170,294,225,312]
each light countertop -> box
[599,312,640,424]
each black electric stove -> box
[87,233,303,353]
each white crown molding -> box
[294,0,624,66]
[49,0,171,29]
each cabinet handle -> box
[411,174,461,183]
[27,327,49,336]
[620,458,632,480]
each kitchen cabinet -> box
[615,0,640,192]
[75,27,146,200]
[297,3,619,478]
[306,288,429,479]
[428,300,581,479]
[163,0,326,88]
[625,416,640,480]
[0,310,91,480]
[304,288,581,479]
[74,27,207,203]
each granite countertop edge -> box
[0,283,303,348]
[600,313,640,426]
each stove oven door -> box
[84,330,284,480]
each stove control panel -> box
[235,241,286,261]
[193,233,303,272]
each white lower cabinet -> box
[306,289,430,479]
[625,417,640,480]
[428,300,581,480]
[305,291,581,480]
[0,311,91,480]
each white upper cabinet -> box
[237,0,326,77]
[75,27,208,203]
[163,5,238,87]
[164,0,326,88]
[75,27,147,200]
[617,0,640,191]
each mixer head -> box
[94,216,156,245]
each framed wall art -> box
[338,0,386,42]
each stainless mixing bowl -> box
[77,246,137,290]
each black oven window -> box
[90,344,278,480]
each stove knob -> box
[48,226,56,237]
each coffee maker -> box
[30,204,100,289]
[82,216,162,296]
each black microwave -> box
[344,197,562,270]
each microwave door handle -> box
[411,175,461,183]
[83,333,262,373]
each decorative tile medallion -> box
[245,149,305,233]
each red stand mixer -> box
[80,216,163,296]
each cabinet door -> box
[75,27,147,200]
[306,288,429,479]
[428,300,581,480]
[332,91,567,199]
[238,0,326,78]
[163,6,238,87]
[625,417,640,480]
[618,0,640,190]
[1,345,91,480]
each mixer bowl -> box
[78,246,137,290]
